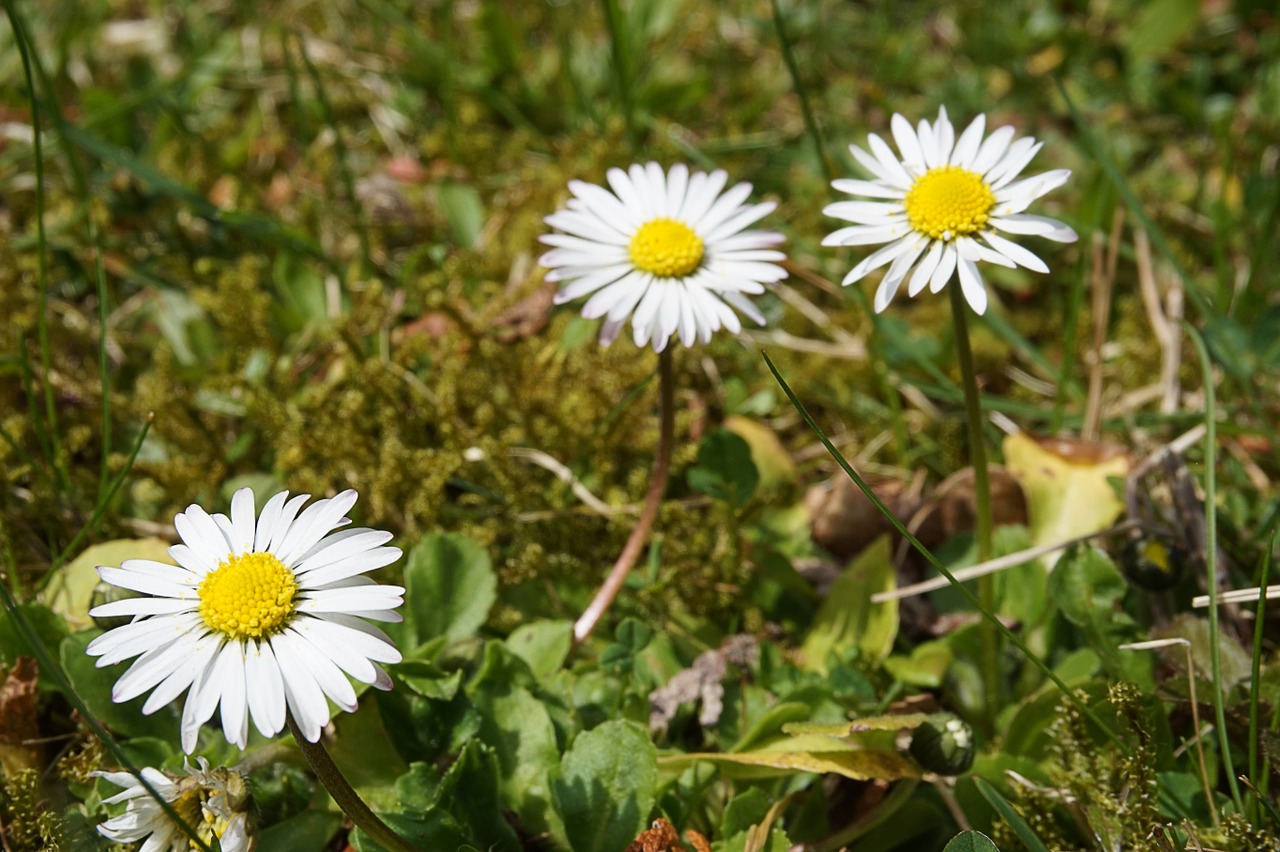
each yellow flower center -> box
[903,166,995,241]
[198,552,298,640]
[628,218,704,278]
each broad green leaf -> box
[724,415,795,489]
[801,535,897,673]
[553,720,657,852]
[1124,0,1199,60]
[350,810,471,851]
[1049,546,1150,687]
[660,738,918,782]
[437,183,486,248]
[257,812,342,852]
[505,620,573,681]
[732,702,811,753]
[327,698,410,811]
[783,713,930,737]
[720,787,772,837]
[473,684,563,838]
[944,830,1000,852]
[404,533,496,646]
[1003,433,1128,567]
[716,827,793,852]
[396,660,463,701]
[884,641,954,689]
[44,538,174,632]
[687,428,759,506]
[60,632,180,741]
[434,740,522,851]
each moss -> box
[0,769,61,851]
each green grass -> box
[2,0,1280,850]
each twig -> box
[1083,207,1124,440]
[509,447,618,515]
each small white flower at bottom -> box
[86,487,404,753]
[824,106,1078,315]
[540,162,787,352]
[95,758,251,852]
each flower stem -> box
[948,284,1000,721]
[288,715,416,852]
[574,348,676,644]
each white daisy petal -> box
[908,240,946,297]
[823,200,906,224]
[831,177,903,199]
[874,237,929,312]
[917,119,940,169]
[990,214,1077,241]
[983,231,1050,272]
[841,235,918,286]
[930,243,959,293]
[987,138,1041,188]
[890,114,926,174]
[96,761,253,852]
[86,488,403,754]
[849,142,900,186]
[951,114,986,170]
[822,223,912,247]
[542,164,783,352]
[970,125,1017,176]
[957,235,1016,269]
[934,106,955,164]
[956,255,989,314]
[867,133,914,188]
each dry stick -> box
[1083,207,1124,440]
[288,715,415,852]
[1135,229,1183,414]
[573,348,675,644]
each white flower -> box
[540,162,787,352]
[87,488,404,753]
[95,758,251,852]
[824,107,1078,315]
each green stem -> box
[949,283,1000,722]
[1249,532,1273,821]
[599,0,636,147]
[1186,323,1244,814]
[769,0,833,183]
[288,715,416,852]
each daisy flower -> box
[540,162,787,352]
[95,758,251,852]
[87,488,404,754]
[824,107,1078,315]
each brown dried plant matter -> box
[625,818,712,852]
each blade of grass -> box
[1249,529,1275,817]
[973,777,1049,852]
[50,415,154,573]
[769,0,833,182]
[762,350,1120,742]
[599,0,637,146]
[1054,77,1210,319]
[0,522,213,852]
[1185,322,1245,814]
[4,0,68,493]
[293,31,374,277]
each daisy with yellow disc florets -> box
[824,106,1077,314]
[540,162,787,352]
[87,488,403,753]
[95,758,251,852]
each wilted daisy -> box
[87,488,403,753]
[824,107,1078,315]
[540,162,787,352]
[96,758,251,852]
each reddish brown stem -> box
[573,348,675,644]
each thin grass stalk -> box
[51,415,154,572]
[4,0,68,492]
[574,348,675,644]
[1249,529,1275,817]
[294,31,373,278]
[287,715,415,852]
[762,350,1121,742]
[599,0,637,146]
[0,530,214,852]
[948,283,1000,721]
[768,0,833,183]
[1186,323,1245,813]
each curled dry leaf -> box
[0,656,41,777]
[626,817,681,852]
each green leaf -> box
[404,533,497,646]
[43,538,174,632]
[327,698,410,811]
[884,641,954,689]
[1048,546,1150,687]
[723,415,795,490]
[60,632,180,741]
[687,428,759,506]
[732,702,811,753]
[434,739,522,851]
[256,812,342,852]
[349,810,471,852]
[720,787,772,837]
[944,830,1000,852]
[505,620,573,681]
[1124,0,1199,59]
[395,660,463,701]
[801,535,897,673]
[472,684,563,838]
[973,778,1048,852]
[0,603,68,678]
[660,736,918,783]
[437,183,486,248]
[553,720,657,852]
